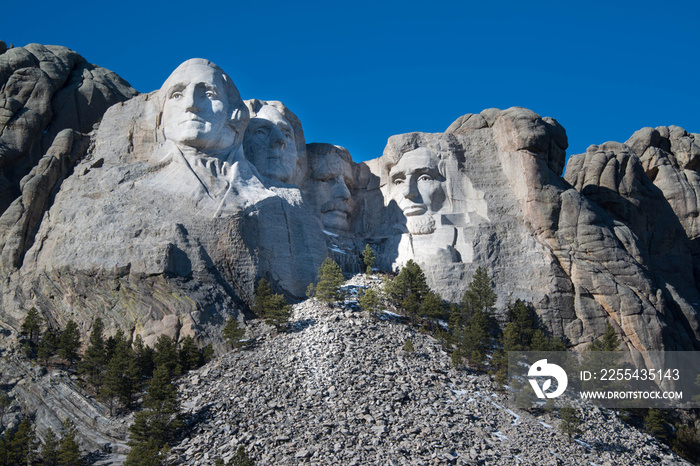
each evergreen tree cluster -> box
[308,258,346,305]
[19,310,82,367]
[15,310,216,465]
[384,260,445,326]
[0,418,81,466]
[361,244,376,275]
[252,278,292,332]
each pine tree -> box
[178,336,202,373]
[153,335,181,378]
[385,260,430,323]
[57,419,81,466]
[79,318,107,391]
[230,445,255,466]
[421,291,445,326]
[133,334,155,379]
[6,417,37,465]
[129,365,182,449]
[588,323,620,351]
[125,437,166,466]
[223,317,246,349]
[671,423,700,462]
[201,344,215,364]
[644,409,668,441]
[101,330,140,414]
[264,294,292,332]
[0,393,11,417]
[457,307,492,367]
[41,428,60,466]
[315,258,345,304]
[252,278,273,317]
[455,267,496,328]
[559,406,582,439]
[403,338,415,353]
[58,320,81,364]
[37,329,59,364]
[361,244,376,275]
[358,288,382,315]
[21,307,43,344]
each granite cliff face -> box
[0,46,698,355]
[0,43,699,462]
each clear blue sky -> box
[3,0,699,165]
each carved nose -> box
[182,90,199,112]
[269,126,286,149]
[403,179,419,200]
[332,177,350,199]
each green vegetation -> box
[20,308,42,344]
[385,260,445,326]
[58,320,81,364]
[358,287,382,315]
[223,317,246,349]
[79,317,107,390]
[127,365,183,464]
[313,258,346,304]
[215,446,256,465]
[252,278,292,332]
[644,409,669,441]
[451,267,497,368]
[587,323,621,351]
[57,419,81,465]
[361,244,376,275]
[558,406,582,439]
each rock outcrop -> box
[0,43,137,214]
[0,44,699,463]
[0,51,698,357]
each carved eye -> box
[170,91,183,99]
[392,178,404,185]
[254,128,267,137]
[283,131,293,140]
[205,90,217,99]
[418,174,433,182]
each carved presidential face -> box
[162,62,237,155]
[309,153,354,231]
[244,105,299,182]
[389,147,446,234]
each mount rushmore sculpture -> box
[1,48,699,355]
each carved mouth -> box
[403,205,427,216]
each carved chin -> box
[406,214,436,235]
[322,211,349,231]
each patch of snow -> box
[322,230,339,237]
[493,431,508,442]
[450,389,468,397]
[575,439,593,449]
[506,409,520,425]
[538,421,553,428]
[329,247,346,254]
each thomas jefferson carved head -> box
[305,144,355,232]
[160,59,249,160]
[243,100,306,184]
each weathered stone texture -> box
[0,43,136,213]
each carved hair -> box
[383,133,466,212]
[244,99,306,156]
[155,58,250,144]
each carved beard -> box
[406,214,436,235]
